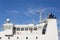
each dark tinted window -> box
[21,28,24,31]
[16,28,20,31]
[34,27,37,30]
[25,28,28,31]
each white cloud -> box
[5,10,24,17]
[28,8,47,14]
[7,10,19,14]
[24,8,47,17]
[24,7,60,19]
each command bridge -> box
[0,13,58,40]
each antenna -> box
[40,12,42,23]
[37,12,43,23]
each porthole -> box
[26,37,28,39]
[8,37,10,39]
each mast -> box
[40,12,42,23]
[38,12,43,23]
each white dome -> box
[6,18,10,22]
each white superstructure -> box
[0,13,58,40]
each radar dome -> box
[6,18,10,22]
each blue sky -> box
[0,0,60,31]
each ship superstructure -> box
[0,13,58,40]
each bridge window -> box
[21,28,24,31]
[42,24,47,34]
[34,27,37,30]
[16,28,20,31]
[29,28,32,30]
[25,28,28,31]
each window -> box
[13,27,16,34]
[29,28,32,33]
[17,37,19,39]
[25,28,28,31]
[42,24,47,34]
[0,37,1,39]
[16,28,20,31]
[36,36,38,39]
[8,37,10,39]
[21,28,24,31]
[26,37,28,39]
[29,28,32,30]
[34,27,37,30]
